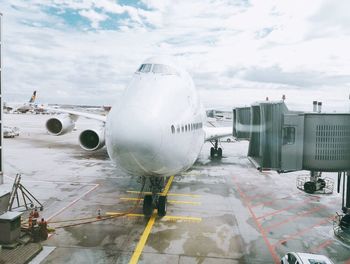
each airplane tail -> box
[29,91,37,103]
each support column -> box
[345,172,350,213]
[0,13,3,185]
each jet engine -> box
[46,115,76,136]
[79,127,105,151]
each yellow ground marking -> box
[106,212,202,223]
[129,211,157,264]
[126,190,201,198]
[163,215,202,222]
[166,200,200,205]
[106,212,144,217]
[120,197,200,205]
[161,175,174,196]
[127,176,177,263]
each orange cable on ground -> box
[49,179,146,229]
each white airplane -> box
[45,56,232,216]
[4,91,37,113]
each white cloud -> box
[94,0,126,14]
[79,9,108,29]
[140,0,171,11]
[0,0,350,111]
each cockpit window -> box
[138,64,152,73]
[137,63,178,75]
[152,64,177,75]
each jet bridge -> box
[233,101,350,241]
[233,106,251,140]
[233,101,350,173]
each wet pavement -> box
[2,113,350,264]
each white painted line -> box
[28,246,56,264]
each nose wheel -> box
[142,194,167,217]
[143,195,153,216]
[158,196,167,216]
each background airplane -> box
[44,56,232,216]
[4,91,37,113]
[4,91,52,114]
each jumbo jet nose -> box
[106,106,164,175]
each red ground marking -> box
[345,259,350,264]
[246,192,272,201]
[253,193,321,213]
[276,215,336,246]
[250,194,294,208]
[233,179,280,264]
[264,205,326,232]
[236,185,261,194]
[256,198,316,220]
[250,199,276,208]
[309,239,334,253]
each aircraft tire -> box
[158,196,167,216]
[304,181,316,194]
[340,214,350,232]
[143,195,153,216]
[210,147,215,158]
[218,148,222,158]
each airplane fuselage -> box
[105,57,206,177]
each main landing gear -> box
[142,176,167,217]
[210,139,222,159]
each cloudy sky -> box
[1,0,350,111]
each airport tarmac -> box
[2,113,350,264]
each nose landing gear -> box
[142,176,168,217]
[210,139,222,159]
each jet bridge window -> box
[283,126,296,145]
[138,64,152,73]
[171,125,175,134]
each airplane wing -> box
[203,126,232,141]
[47,107,107,122]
